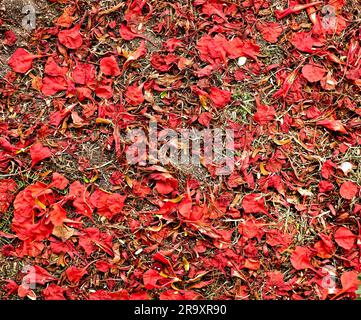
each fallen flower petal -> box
[8,48,35,73]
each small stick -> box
[98,2,125,16]
[84,160,114,170]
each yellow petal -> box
[182,256,190,272]
[35,198,47,210]
[147,221,163,232]
[273,138,291,145]
[260,162,270,176]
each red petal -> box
[0,179,17,214]
[95,84,113,99]
[209,87,231,109]
[44,57,68,77]
[290,246,313,270]
[341,271,359,292]
[318,180,334,193]
[198,112,213,127]
[256,22,284,43]
[242,194,268,215]
[72,62,96,85]
[4,30,17,46]
[125,84,144,106]
[317,119,347,134]
[58,25,83,49]
[30,142,52,167]
[41,76,67,96]
[100,56,121,76]
[253,104,276,125]
[290,32,323,53]
[334,227,356,250]
[48,203,67,226]
[8,48,35,73]
[50,172,69,190]
[42,284,66,300]
[178,196,192,220]
[339,181,359,200]
[143,269,164,290]
[302,64,327,82]
[119,24,139,41]
[65,266,87,283]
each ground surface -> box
[0,0,360,300]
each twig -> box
[0,170,29,178]
[98,2,125,16]
[84,160,114,170]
